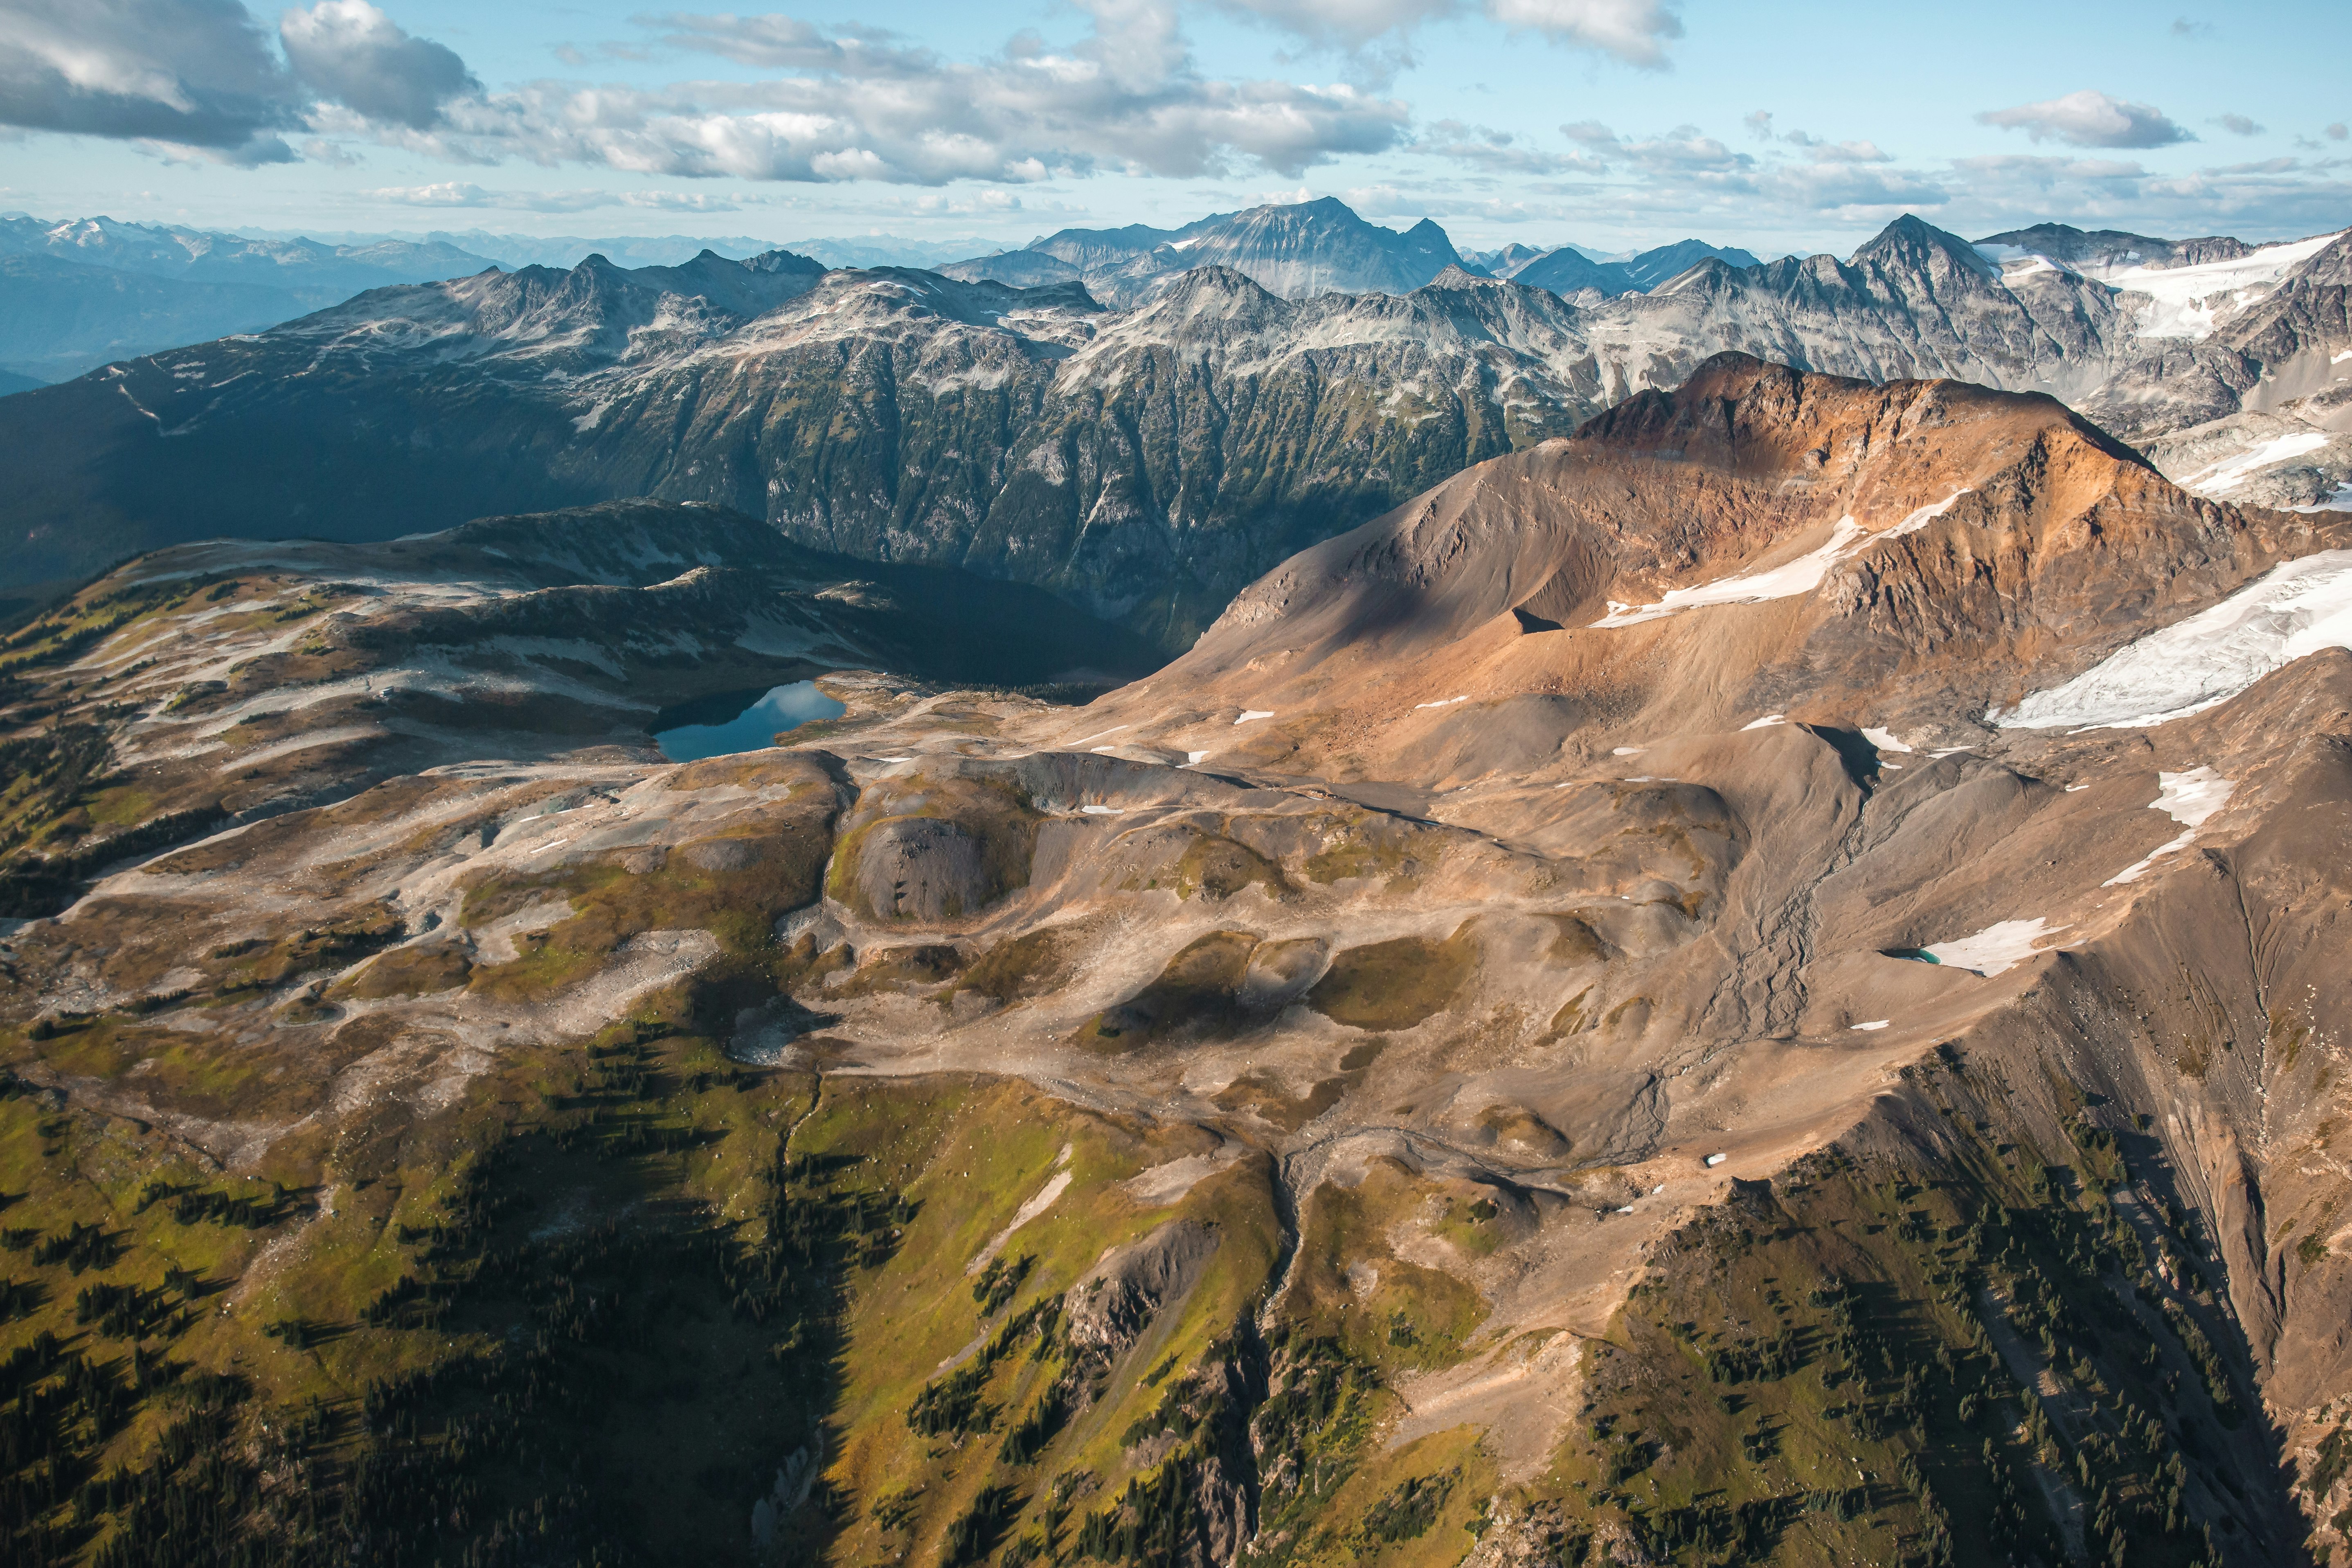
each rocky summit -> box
[5,335,2352,1568]
[1,202,2345,655]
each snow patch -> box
[2150,766,2234,828]
[2181,432,2330,495]
[1611,747,1645,756]
[1236,709,1274,724]
[1881,489,1971,540]
[1592,497,1965,629]
[1415,695,1470,709]
[1850,1020,1890,1032]
[1861,727,1913,753]
[1080,804,1122,814]
[1996,550,2352,729]
[2102,767,2234,886]
[1741,713,1787,731]
[1921,917,2069,977]
[1593,518,1866,626]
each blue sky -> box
[2,0,2346,256]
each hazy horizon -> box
[2,1,2345,261]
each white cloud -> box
[2213,113,2264,137]
[0,0,468,159]
[0,0,295,161]
[1484,0,1682,67]
[280,1,474,130]
[1977,89,2193,150]
[415,2,1411,184]
[0,0,1409,184]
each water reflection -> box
[652,681,846,761]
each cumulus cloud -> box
[280,1,475,130]
[1484,0,1681,67]
[1977,90,2193,150]
[0,0,468,161]
[2329,123,2349,141]
[0,0,1412,184]
[0,0,295,161]
[2213,113,2264,137]
[430,2,1410,184]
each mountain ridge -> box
[1,205,2345,643]
[2,351,2349,1564]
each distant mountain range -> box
[11,198,2309,396]
[2,203,2342,640]
[406,229,1003,272]
[0,216,504,382]
[934,198,1762,306]
[0,216,1023,383]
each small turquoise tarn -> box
[652,681,846,762]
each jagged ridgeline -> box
[5,207,2343,647]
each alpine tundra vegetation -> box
[4,2,2352,1566]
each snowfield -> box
[2103,767,2235,887]
[2181,432,2331,495]
[1594,519,1867,626]
[2105,230,2347,340]
[1593,496,1967,629]
[1996,550,2352,729]
[1923,917,2069,977]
